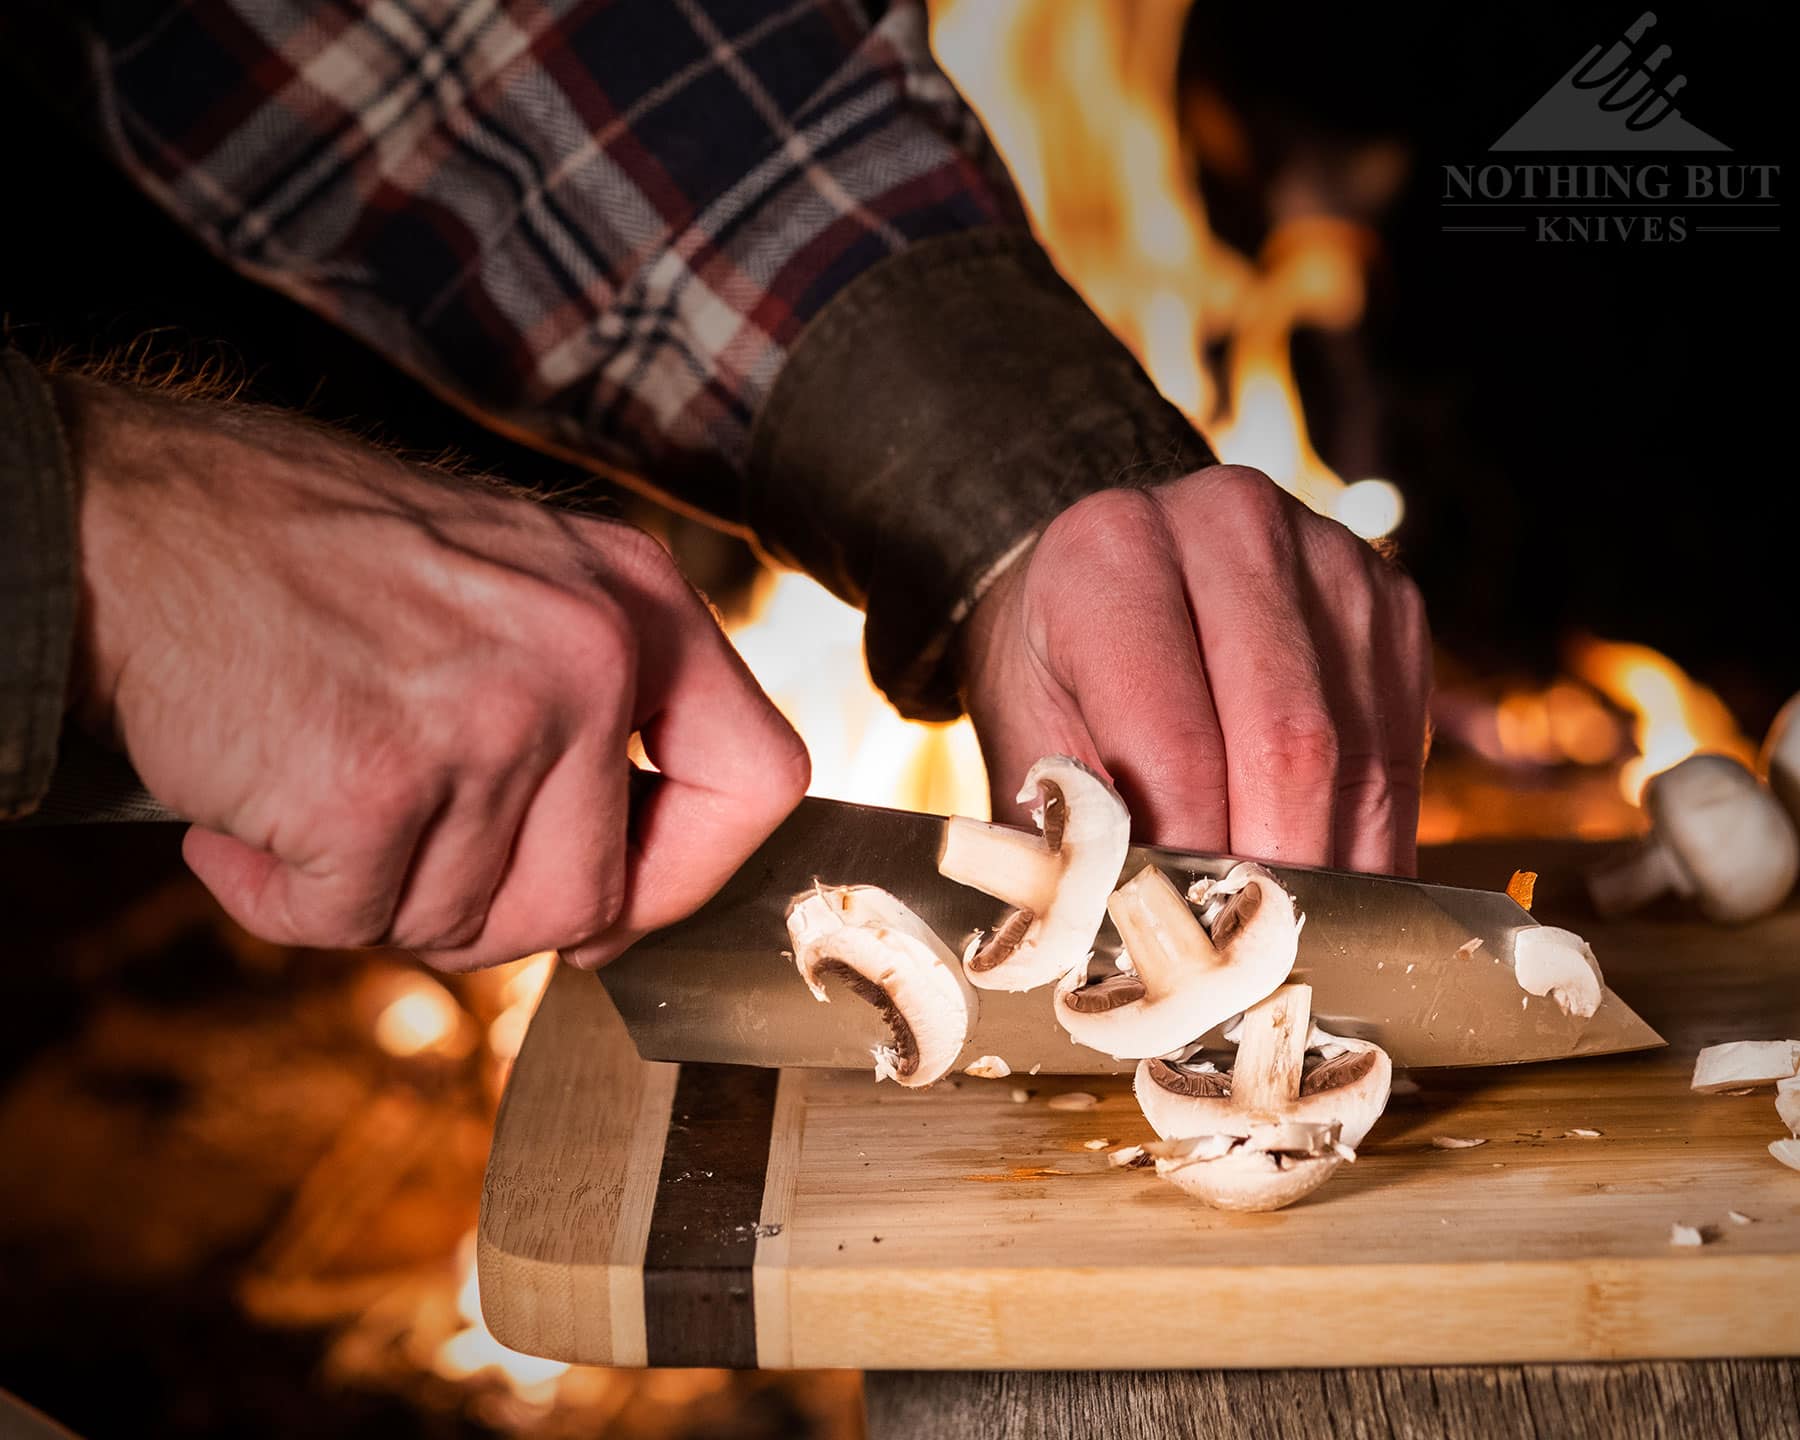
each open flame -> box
[1567,637,1756,801]
[929,0,1403,539]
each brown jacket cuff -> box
[746,228,1214,721]
[0,350,78,818]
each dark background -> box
[2,3,1790,722]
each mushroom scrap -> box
[786,884,975,1088]
[1134,984,1392,1211]
[1054,862,1303,1060]
[937,756,1130,991]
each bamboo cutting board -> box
[477,840,1800,1370]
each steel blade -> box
[599,793,1665,1073]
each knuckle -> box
[1245,713,1340,794]
[1201,464,1289,519]
[1042,487,1169,579]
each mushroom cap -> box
[1055,862,1301,1060]
[1512,926,1605,1020]
[786,885,975,1088]
[1148,1135,1343,1212]
[1762,692,1800,827]
[1135,1031,1391,1149]
[941,755,1130,992]
[1645,755,1800,924]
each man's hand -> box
[63,379,809,969]
[958,467,1431,875]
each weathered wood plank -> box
[861,1363,1800,1440]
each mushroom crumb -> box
[1727,1211,1756,1226]
[1563,1128,1604,1139]
[1431,1136,1487,1150]
[1047,1091,1099,1111]
[1454,938,1483,961]
[1669,1223,1709,1247]
[1690,1039,1800,1093]
[1771,1139,1800,1173]
[963,1055,1012,1079]
[1082,1138,1111,1150]
[1008,1086,1031,1104]
[1108,1145,1153,1169]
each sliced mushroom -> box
[1777,1075,1800,1138]
[1512,926,1604,1019]
[1689,1039,1800,1093]
[1770,1139,1800,1174]
[937,756,1130,991]
[1053,862,1301,1060]
[1133,983,1391,1212]
[1587,755,1800,924]
[785,884,975,1088]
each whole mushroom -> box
[937,756,1130,991]
[1587,754,1799,924]
[1761,692,1800,828]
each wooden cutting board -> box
[477,839,1800,1370]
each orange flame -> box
[929,0,1403,539]
[1567,638,1756,801]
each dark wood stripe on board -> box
[642,1062,780,1367]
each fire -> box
[434,1231,570,1406]
[928,0,1403,539]
[726,569,989,815]
[358,968,476,1060]
[1568,637,1756,801]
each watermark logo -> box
[1441,11,1778,242]
[1494,11,1727,151]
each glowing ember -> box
[367,973,471,1059]
[1568,637,1756,802]
[929,0,1403,537]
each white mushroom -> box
[1054,862,1302,1060]
[1689,1039,1800,1093]
[785,884,975,1088]
[1512,926,1604,1019]
[1587,755,1800,924]
[1761,692,1800,826]
[1770,1139,1800,1172]
[1132,984,1391,1212]
[937,756,1130,991]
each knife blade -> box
[600,792,1665,1074]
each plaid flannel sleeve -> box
[87,0,1210,718]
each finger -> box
[417,592,639,971]
[384,734,552,950]
[1043,490,1229,851]
[1171,471,1338,866]
[420,727,632,971]
[1379,571,1432,876]
[184,796,432,948]
[570,527,809,957]
[1292,523,1394,874]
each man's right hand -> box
[61,377,809,971]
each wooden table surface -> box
[478,838,1799,1432]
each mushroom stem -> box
[1106,865,1220,994]
[1231,985,1312,1114]
[1587,839,1692,918]
[938,818,1061,913]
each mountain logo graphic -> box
[1493,11,1729,150]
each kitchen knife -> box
[34,754,1664,1072]
[600,791,1665,1074]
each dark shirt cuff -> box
[746,228,1215,722]
[0,350,78,818]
